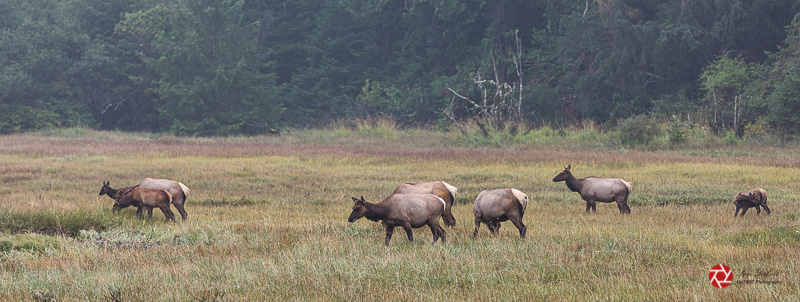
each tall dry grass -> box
[0,131,798,301]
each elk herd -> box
[97,164,773,246]
[346,164,773,246]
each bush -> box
[668,115,688,146]
[615,114,661,146]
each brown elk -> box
[393,181,458,227]
[137,178,190,221]
[472,188,528,238]
[114,187,175,222]
[552,164,632,214]
[347,194,446,246]
[733,188,770,217]
[100,179,190,220]
[99,181,154,217]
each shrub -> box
[615,114,661,146]
[668,115,687,146]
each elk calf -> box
[114,187,175,222]
[473,188,528,238]
[99,181,154,217]
[733,188,770,217]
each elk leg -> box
[473,219,482,237]
[136,207,144,219]
[437,225,446,243]
[509,215,527,239]
[490,222,502,236]
[761,204,771,215]
[617,201,631,214]
[401,223,414,242]
[485,222,494,234]
[734,207,741,217]
[755,205,761,215]
[589,200,597,212]
[384,226,394,246]
[442,206,456,228]
[428,220,444,244]
[585,201,592,212]
[159,205,175,222]
[173,202,188,221]
[740,207,749,217]
[147,207,154,218]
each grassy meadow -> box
[1,127,799,301]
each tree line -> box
[2,0,800,137]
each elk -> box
[347,194,446,246]
[137,178,190,221]
[472,188,528,238]
[99,181,153,217]
[114,187,175,222]
[552,164,632,214]
[733,188,770,217]
[393,181,458,227]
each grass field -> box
[1,129,799,301]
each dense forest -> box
[2,0,800,137]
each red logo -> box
[709,264,733,288]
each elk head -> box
[99,181,112,196]
[348,196,367,223]
[552,164,572,182]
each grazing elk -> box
[472,188,528,238]
[393,181,458,227]
[99,181,154,217]
[114,187,175,222]
[347,194,447,246]
[137,178,190,221]
[733,188,770,217]
[552,164,632,214]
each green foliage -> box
[724,131,740,145]
[615,114,661,146]
[744,119,770,141]
[762,15,800,135]
[2,0,800,136]
[668,115,688,146]
[141,0,283,136]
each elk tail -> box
[441,181,458,205]
[510,188,528,214]
[177,182,190,200]
[432,195,447,213]
[622,179,633,212]
[164,190,174,204]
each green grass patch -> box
[0,233,63,254]
[0,209,122,237]
[726,226,800,246]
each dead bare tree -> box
[445,31,525,137]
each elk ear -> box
[360,196,366,203]
[351,197,359,203]
[566,164,571,170]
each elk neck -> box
[363,201,389,222]
[105,187,119,197]
[564,173,583,193]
